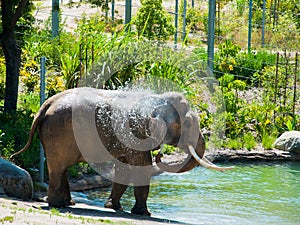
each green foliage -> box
[215,40,277,82]
[227,138,243,150]
[269,11,300,51]
[242,133,257,150]
[133,0,175,40]
[219,74,246,116]
[68,162,96,178]
[0,56,5,100]
[235,51,276,82]
[0,216,14,223]
[18,92,40,113]
[214,40,241,77]
[0,109,39,170]
[261,132,277,150]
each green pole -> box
[182,0,187,41]
[125,0,132,25]
[262,0,266,47]
[248,0,253,53]
[39,57,46,183]
[207,0,216,74]
[52,0,59,38]
[112,0,115,22]
[174,0,179,47]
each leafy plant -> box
[261,132,277,150]
[0,109,39,170]
[227,138,243,150]
[133,0,175,40]
[242,133,257,150]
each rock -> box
[0,185,7,197]
[273,131,300,154]
[0,158,33,200]
[69,175,111,191]
[205,148,294,162]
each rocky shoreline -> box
[205,147,300,163]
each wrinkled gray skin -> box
[12,87,206,216]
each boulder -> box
[0,158,33,200]
[273,131,300,154]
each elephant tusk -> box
[188,145,234,172]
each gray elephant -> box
[11,87,232,216]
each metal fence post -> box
[207,0,216,74]
[174,0,179,47]
[182,0,187,41]
[261,0,266,47]
[248,0,253,53]
[112,0,115,23]
[39,57,46,183]
[125,0,132,25]
[52,0,59,38]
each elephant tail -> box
[10,102,50,159]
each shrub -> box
[133,0,175,40]
[261,133,277,150]
[227,138,243,150]
[0,109,39,170]
[242,133,257,150]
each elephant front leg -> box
[104,182,128,210]
[131,185,151,216]
[131,153,152,216]
[104,160,130,210]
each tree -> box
[1,0,28,112]
[133,0,175,41]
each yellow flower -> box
[264,119,271,126]
[229,64,234,71]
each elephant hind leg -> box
[48,169,74,208]
[61,170,75,206]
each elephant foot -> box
[131,206,151,216]
[104,198,123,211]
[48,198,75,208]
[67,199,76,206]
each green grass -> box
[0,216,14,223]
[227,138,243,150]
[242,133,257,150]
[262,134,277,150]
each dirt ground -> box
[0,197,184,225]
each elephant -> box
[11,87,232,216]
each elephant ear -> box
[128,113,149,139]
[149,115,167,142]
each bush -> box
[0,109,39,170]
[242,133,257,150]
[133,0,175,40]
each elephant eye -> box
[152,111,158,118]
[183,120,191,128]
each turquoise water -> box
[75,162,300,225]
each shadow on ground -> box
[40,204,188,225]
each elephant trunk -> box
[155,133,234,173]
[155,133,205,173]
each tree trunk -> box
[0,0,28,112]
[1,0,28,113]
[2,34,21,112]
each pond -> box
[73,162,300,225]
